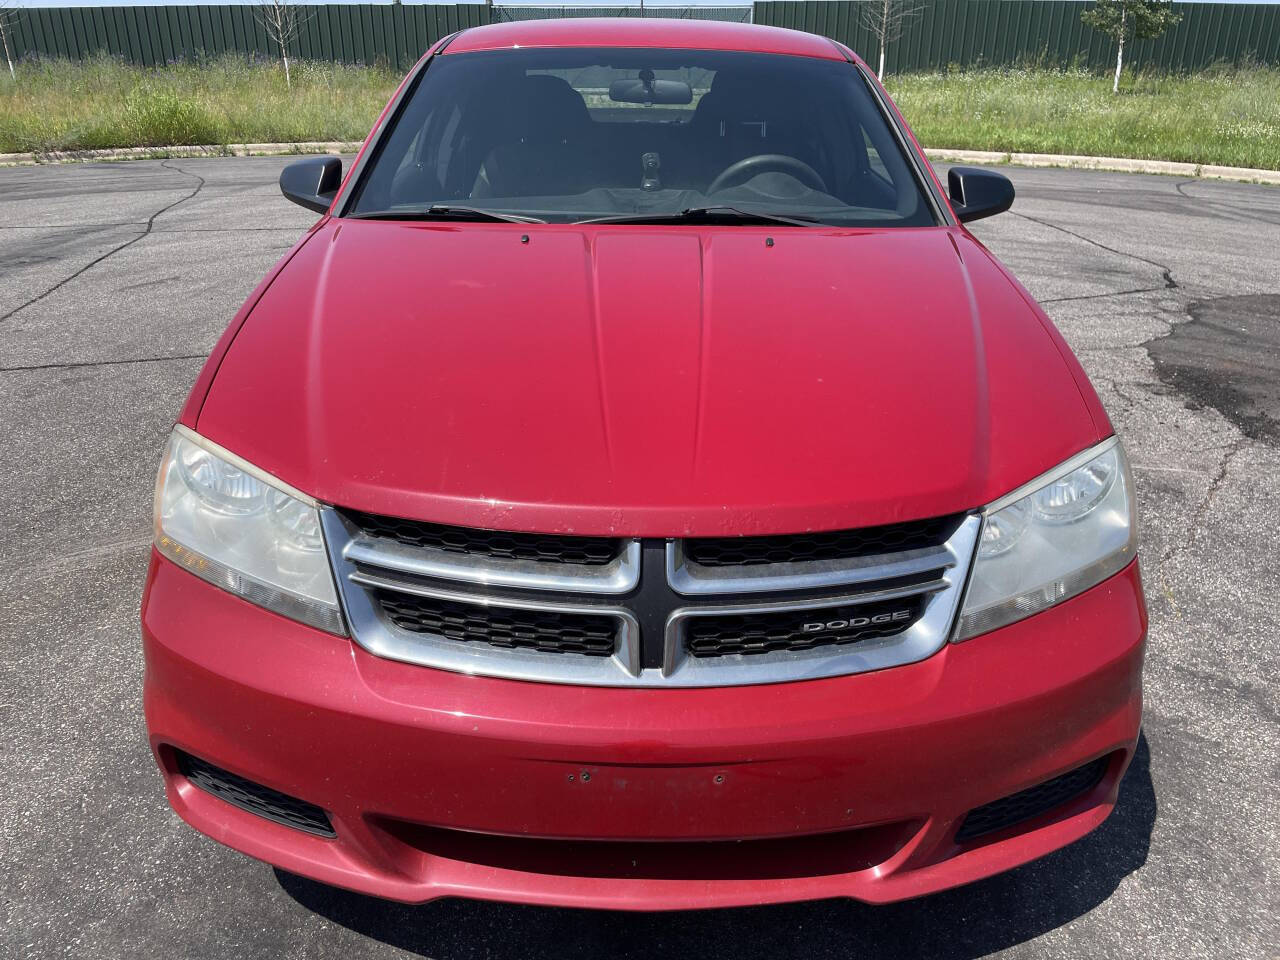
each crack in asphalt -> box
[1165,659,1280,726]
[1161,434,1249,569]
[1173,178,1280,227]
[0,160,207,324]
[1012,211,1179,291]
[1,224,296,233]
[2,534,155,581]
[0,353,206,374]
[1091,376,1153,417]
[1153,433,1250,621]
[1039,284,1170,305]
[0,221,148,230]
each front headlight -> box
[954,439,1136,641]
[153,426,345,635]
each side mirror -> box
[280,156,343,214]
[947,167,1014,223]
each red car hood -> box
[195,220,1105,536]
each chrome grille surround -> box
[322,510,981,688]
[344,533,641,595]
[667,535,958,596]
[662,516,978,685]
[323,510,644,685]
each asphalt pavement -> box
[1,158,1277,959]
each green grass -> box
[2,56,1279,171]
[886,64,1280,170]
[0,56,399,154]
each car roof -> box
[442,17,852,62]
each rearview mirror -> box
[609,77,693,105]
[280,156,343,214]
[947,167,1014,223]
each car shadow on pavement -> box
[276,733,1155,960]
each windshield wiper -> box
[577,206,820,227]
[348,204,546,224]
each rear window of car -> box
[347,47,937,227]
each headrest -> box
[507,74,591,140]
[692,72,801,128]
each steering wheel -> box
[706,154,828,196]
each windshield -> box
[347,48,936,227]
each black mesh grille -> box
[345,510,623,566]
[374,590,618,657]
[955,757,1110,842]
[683,514,965,567]
[176,751,334,837]
[684,596,925,658]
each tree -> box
[1081,0,1182,94]
[255,0,310,91]
[0,0,21,81]
[857,0,924,82]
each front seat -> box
[475,75,593,198]
[688,73,816,190]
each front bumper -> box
[142,550,1146,910]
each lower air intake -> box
[955,757,1110,842]
[176,751,335,837]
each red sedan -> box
[142,17,1145,910]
